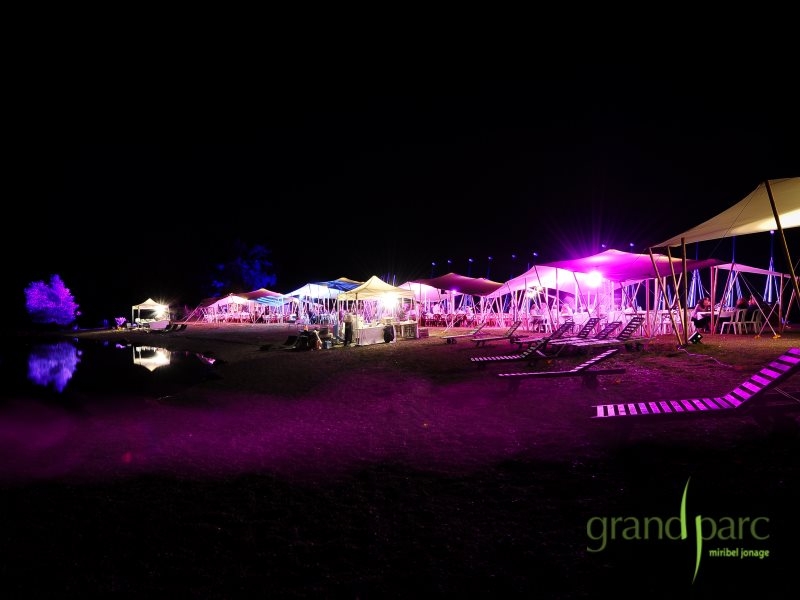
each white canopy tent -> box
[656,178,800,246]
[337,275,416,302]
[398,281,453,304]
[337,275,416,324]
[652,178,800,343]
[131,297,170,325]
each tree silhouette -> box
[207,240,277,296]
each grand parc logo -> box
[586,477,770,583]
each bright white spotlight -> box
[586,271,603,288]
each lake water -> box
[0,336,217,404]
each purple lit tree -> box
[24,274,80,326]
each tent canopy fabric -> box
[316,277,363,291]
[487,250,724,298]
[131,297,170,323]
[255,296,295,307]
[654,178,800,247]
[337,275,416,301]
[714,263,792,278]
[408,273,504,297]
[239,288,284,301]
[211,295,248,307]
[132,298,168,311]
[486,265,598,298]
[285,283,344,299]
[285,278,363,299]
[541,249,724,285]
[398,281,454,303]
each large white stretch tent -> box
[653,178,800,344]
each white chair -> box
[741,310,762,335]
[720,309,747,335]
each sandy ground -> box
[2,322,799,598]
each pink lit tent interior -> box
[484,250,720,336]
[651,177,800,345]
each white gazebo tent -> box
[336,275,416,323]
[131,297,170,326]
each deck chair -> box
[548,320,623,348]
[175,323,188,331]
[498,348,625,390]
[471,321,522,347]
[470,336,553,365]
[442,322,487,344]
[512,321,573,349]
[572,317,600,339]
[568,316,645,348]
[592,347,800,419]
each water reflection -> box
[27,341,82,392]
[132,346,171,372]
[6,339,217,398]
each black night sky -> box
[8,60,799,325]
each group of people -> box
[691,294,759,333]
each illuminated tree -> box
[24,274,80,326]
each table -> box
[354,325,389,346]
[392,321,418,339]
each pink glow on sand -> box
[0,373,571,485]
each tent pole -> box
[766,179,800,316]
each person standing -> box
[344,311,354,346]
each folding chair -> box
[512,321,573,349]
[471,321,522,347]
[470,336,552,365]
[441,322,487,344]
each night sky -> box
[9,62,798,325]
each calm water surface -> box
[0,336,216,403]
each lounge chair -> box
[562,316,645,349]
[571,317,600,339]
[149,322,179,333]
[474,322,579,365]
[498,347,625,390]
[470,336,553,365]
[441,322,487,344]
[471,321,522,348]
[544,321,620,349]
[511,321,574,349]
[592,347,800,419]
